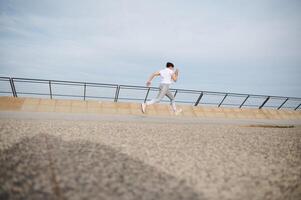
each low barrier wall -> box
[1,97,301,120]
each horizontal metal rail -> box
[0,76,300,110]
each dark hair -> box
[166,62,174,68]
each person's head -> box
[166,62,174,69]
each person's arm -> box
[146,71,160,86]
[172,69,179,82]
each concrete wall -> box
[0,96,301,120]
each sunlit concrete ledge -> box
[0,96,301,121]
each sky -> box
[0,0,301,97]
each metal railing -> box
[0,76,300,110]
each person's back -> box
[159,68,174,85]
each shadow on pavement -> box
[0,134,204,200]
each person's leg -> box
[165,89,177,112]
[165,88,182,114]
[141,84,168,113]
[146,84,167,105]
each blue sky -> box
[0,0,300,97]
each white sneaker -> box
[175,108,182,116]
[141,103,146,113]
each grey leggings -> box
[146,84,177,111]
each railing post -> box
[194,92,203,106]
[277,98,288,110]
[239,95,249,108]
[9,78,17,97]
[295,103,301,110]
[218,93,228,107]
[49,80,52,99]
[83,83,86,101]
[13,78,18,97]
[144,88,151,103]
[114,85,120,102]
[9,78,16,97]
[174,90,178,98]
[259,96,270,109]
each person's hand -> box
[175,68,179,75]
[146,81,151,87]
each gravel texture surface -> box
[0,119,301,200]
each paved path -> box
[0,114,301,200]
[1,111,301,126]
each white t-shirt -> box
[159,68,174,84]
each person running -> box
[141,62,182,115]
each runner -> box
[141,62,182,115]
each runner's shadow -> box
[0,134,204,200]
